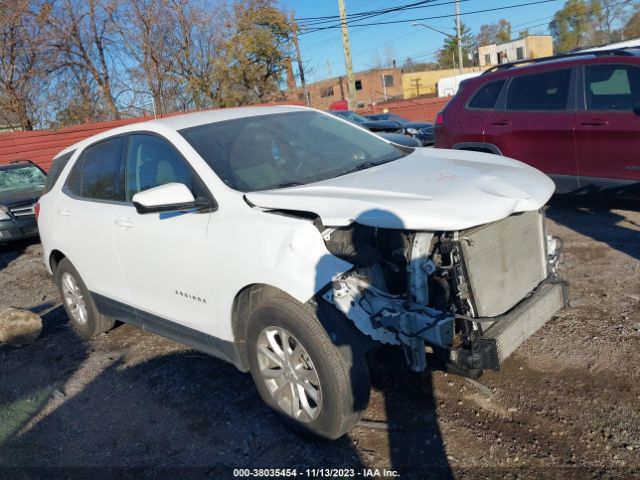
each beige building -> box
[478,35,553,67]
[401,67,482,99]
[287,67,403,111]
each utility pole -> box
[381,74,387,101]
[337,0,356,109]
[455,0,464,73]
[292,20,311,107]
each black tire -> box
[246,296,370,440]
[54,258,115,338]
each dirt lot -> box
[1,197,639,480]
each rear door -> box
[575,62,640,185]
[484,67,579,191]
[56,136,130,302]
[459,78,507,149]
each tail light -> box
[34,202,40,221]
[435,111,444,125]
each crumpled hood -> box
[245,148,555,231]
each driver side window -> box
[126,134,202,200]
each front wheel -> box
[246,296,370,440]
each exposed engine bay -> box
[321,210,563,373]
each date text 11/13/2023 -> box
[233,468,400,478]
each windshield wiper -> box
[338,160,388,177]
[276,181,303,189]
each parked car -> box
[434,47,640,194]
[38,106,564,440]
[329,110,421,147]
[366,112,435,145]
[0,160,46,243]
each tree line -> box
[0,0,294,130]
[429,0,638,70]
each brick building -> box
[287,67,403,110]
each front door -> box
[113,133,215,333]
[575,63,640,187]
[484,67,579,191]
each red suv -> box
[434,48,640,194]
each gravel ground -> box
[0,197,639,480]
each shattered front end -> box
[321,210,566,374]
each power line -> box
[511,0,633,32]
[299,0,564,35]
[300,0,476,28]
[296,0,437,23]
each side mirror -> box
[633,103,640,117]
[132,182,213,214]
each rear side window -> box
[65,137,125,202]
[43,151,74,194]
[585,64,640,111]
[468,80,506,109]
[506,69,572,110]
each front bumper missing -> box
[453,281,566,371]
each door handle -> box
[491,120,512,126]
[115,218,134,230]
[58,208,71,217]
[580,119,609,126]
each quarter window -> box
[65,137,125,201]
[468,80,506,109]
[44,151,74,194]
[125,134,200,200]
[506,69,571,110]
[585,64,640,111]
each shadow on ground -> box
[547,194,640,261]
[0,325,453,478]
[0,238,39,273]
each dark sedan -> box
[328,110,421,147]
[366,113,434,146]
[0,160,46,243]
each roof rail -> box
[482,47,638,75]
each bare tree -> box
[0,0,51,130]
[589,0,630,44]
[116,0,183,114]
[48,0,122,119]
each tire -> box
[246,296,370,440]
[54,258,115,338]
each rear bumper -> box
[454,280,567,371]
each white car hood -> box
[245,148,555,231]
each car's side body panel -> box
[38,118,353,342]
[435,52,640,190]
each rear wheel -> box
[246,296,370,439]
[55,258,115,338]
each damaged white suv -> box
[37,106,565,439]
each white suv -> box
[37,106,565,439]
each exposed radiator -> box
[459,210,548,317]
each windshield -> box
[179,111,408,192]
[0,165,46,193]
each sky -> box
[280,0,567,82]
